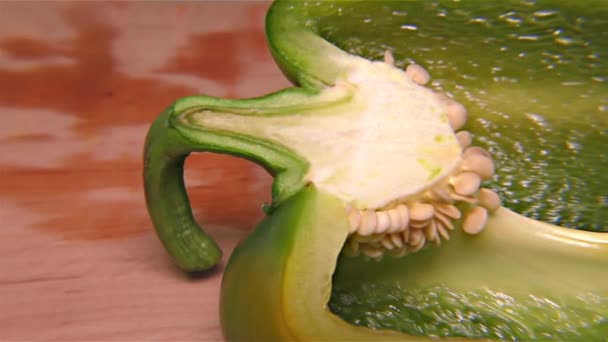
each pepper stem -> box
[144,107,222,272]
[144,91,320,272]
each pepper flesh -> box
[143,0,608,340]
[222,187,608,341]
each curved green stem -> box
[143,87,356,271]
[144,107,223,271]
[142,0,390,273]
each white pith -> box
[188,56,462,209]
[186,50,500,259]
[341,52,501,260]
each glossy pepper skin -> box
[144,0,608,340]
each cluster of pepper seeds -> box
[342,52,501,261]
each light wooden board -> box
[0,1,292,340]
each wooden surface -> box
[0,1,290,340]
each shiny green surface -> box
[303,0,608,231]
[329,204,608,339]
[330,283,608,340]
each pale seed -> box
[436,204,462,219]
[463,146,490,158]
[390,233,404,248]
[376,210,391,233]
[401,228,410,243]
[429,186,454,203]
[446,102,467,131]
[397,204,410,232]
[409,228,424,247]
[462,207,488,235]
[406,64,430,85]
[409,202,435,221]
[478,188,501,212]
[424,221,439,244]
[410,220,430,229]
[361,245,385,260]
[436,221,451,240]
[347,208,361,234]
[358,210,377,236]
[450,193,478,203]
[387,207,403,233]
[456,131,472,149]
[380,236,395,250]
[462,153,495,180]
[410,235,427,252]
[434,210,455,231]
[384,50,395,65]
[450,172,482,196]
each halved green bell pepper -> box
[144,0,608,340]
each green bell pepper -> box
[144,0,608,340]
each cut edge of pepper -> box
[222,185,608,340]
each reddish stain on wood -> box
[0,2,280,340]
[0,3,195,132]
[186,153,272,231]
[0,1,276,241]
[159,31,241,93]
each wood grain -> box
[0,1,289,340]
